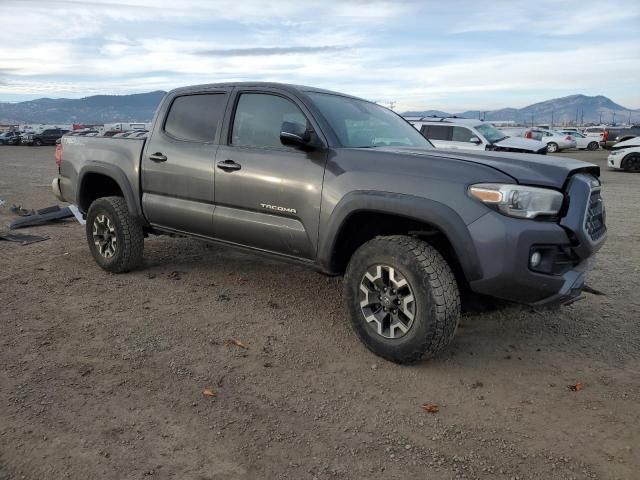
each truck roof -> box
[168,82,366,101]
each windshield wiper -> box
[493,136,508,143]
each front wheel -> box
[33,138,43,146]
[587,141,599,151]
[343,235,460,364]
[622,153,640,172]
[546,142,559,153]
[86,196,144,273]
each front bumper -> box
[466,174,605,306]
[607,152,623,169]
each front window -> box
[475,123,507,143]
[231,93,308,148]
[308,92,432,148]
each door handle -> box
[217,159,242,171]
[149,152,167,162]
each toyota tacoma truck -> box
[52,82,607,363]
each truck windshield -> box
[308,92,432,149]
[475,123,508,143]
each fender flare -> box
[316,190,483,281]
[77,162,145,222]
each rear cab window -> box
[164,94,226,143]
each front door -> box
[213,90,327,259]
[141,90,230,236]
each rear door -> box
[212,89,327,259]
[141,88,230,236]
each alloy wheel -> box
[92,214,117,258]
[359,264,416,339]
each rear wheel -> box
[587,141,599,151]
[343,235,460,364]
[622,154,640,172]
[33,138,43,146]
[546,142,559,153]
[86,196,144,273]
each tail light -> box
[602,130,609,142]
[525,131,532,139]
[565,136,572,141]
[55,143,62,167]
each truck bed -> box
[59,136,146,211]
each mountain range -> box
[0,91,166,124]
[404,94,640,125]
[0,91,638,125]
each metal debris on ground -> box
[8,205,73,229]
[0,231,49,245]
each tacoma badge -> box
[260,203,297,214]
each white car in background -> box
[607,137,640,171]
[557,129,600,150]
[406,117,548,154]
[527,129,577,153]
[584,126,606,142]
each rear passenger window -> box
[232,93,308,148]
[422,125,451,141]
[164,94,226,143]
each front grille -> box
[585,189,606,242]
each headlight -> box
[469,183,564,219]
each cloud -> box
[196,46,350,57]
[1,0,639,110]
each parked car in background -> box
[607,137,640,171]
[557,130,599,150]
[0,131,22,145]
[599,126,640,149]
[408,117,548,154]
[22,128,70,146]
[584,126,605,142]
[525,129,576,153]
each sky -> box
[1,0,639,111]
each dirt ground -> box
[0,145,638,480]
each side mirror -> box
[469,136,482,144]
[280,121,311,148]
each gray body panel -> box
[57,81,604,306]
[59,135,146,221]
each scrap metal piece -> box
[9,206,73,229]
[0,231,49,245]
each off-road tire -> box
[344,235,460,364]
[587,141,599,151]
[86,196,144,273]
[546,142,558,153]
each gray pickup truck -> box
[52,82,606,363]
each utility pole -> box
[531,114,534,127]
[551,110,554,128]
[599,112,602,124]
[612,112,616,125]
[387,100,396,111]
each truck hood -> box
[370,147,599,189]
[493,136,546,151]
